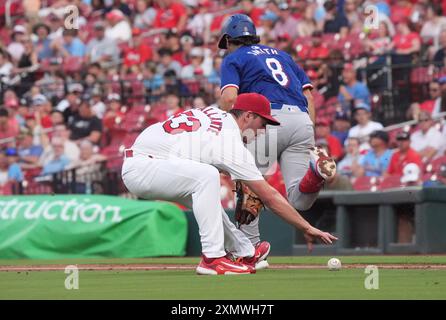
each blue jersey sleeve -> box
[220,55,241,92]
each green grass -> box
[0,268,445,299]
[0,255,446,266]
[1,256,445,299]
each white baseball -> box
[327,258,341,271]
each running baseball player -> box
[122,93,337,275]
[218,14,337,257]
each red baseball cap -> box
[232,93,280,126]
[106,9,125,22]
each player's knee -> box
[293,201,312,211]
[288,192,313,211]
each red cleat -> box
[196,255,255,275]
[240,241,271,270]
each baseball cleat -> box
[309,146,337,181]
[239,241,271,270]
[255,260,270,270]
[196,255,255,275]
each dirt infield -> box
[1,263,445,272]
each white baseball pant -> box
[241,109,319,244]
[121,154,255,258]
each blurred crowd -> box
[1,0,446,198]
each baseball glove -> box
[234,181,264,226]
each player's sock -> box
[298,165,325,194]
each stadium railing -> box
[4,161,124,196]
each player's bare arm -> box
[221,86,238,111]
[242,179,338,251]
[303,88,315,125]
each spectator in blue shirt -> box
[33,23,53,60]
[331,111,351,146]
[41,137,70,176]
[0,148,23,186]
[338,63,371,113]
[5,148,23,182]
[355,130,392,177]
[51,29,86,58]
[17,131,43,168]
[142,62,165,96]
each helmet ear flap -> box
[218,34,229,49]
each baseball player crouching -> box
[122,93,337,275]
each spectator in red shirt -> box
[154,0,187,32]
[386,131,422,177]
[407,80,441,120]
[240,0,264,27]
[390,0,413,25]
[390,19,421,83]
[391,20,421,55]
[0,108,19,145]
[31,94,53,129]
[123,28,153,68]
[315,118,344,161]
[103,93,126,131]
[304,31,330,67]
[164,31,187,66]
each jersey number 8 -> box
[265,58,289,86]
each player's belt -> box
[270,103,307,113]
[124,149,155,159]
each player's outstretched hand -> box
[303,226,338,253]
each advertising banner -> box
[0,195,187,259]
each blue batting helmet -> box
[218,14,257,49]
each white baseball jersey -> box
[131,107,263,181]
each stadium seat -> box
[370,94,382,112]
[181,79,201,96]
[120,114,146,132]
[20,180,53,195]
[410,67,433,84]
[312,90,325,110]
[23,167,43,180]
[148,103,169,122]
[106,74,122,94]
[352,176,380,191]
[265,164,287,198]
[347,34,366,58]
[424,156,446,173]
[122,132,140,148]
[127,104,151,117]
[422,173,436,183]
[63,56,84,73]
[431,156,446,173]
[122,74,146,105]
[101,145,124,170]
[379,175,403,190]
[0,181,15,195]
